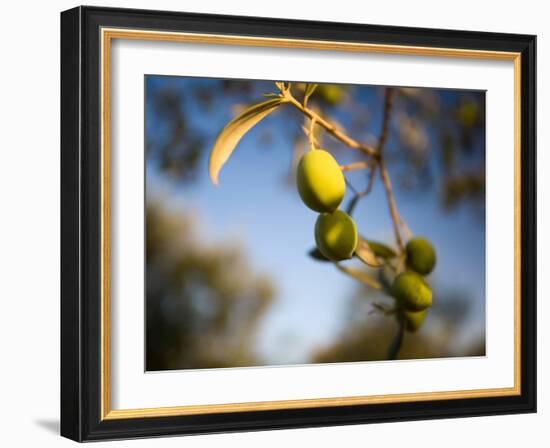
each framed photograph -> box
[60,6,536,442]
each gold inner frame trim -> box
[100,27,522,420]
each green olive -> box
[317,85,344,106]
[403,309,428,332]
[297,149,345,213]
[392,271,432,311]
[406,237,436,275]
[458,99,478,127]
[315,210,358,261]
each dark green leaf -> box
[365,240,397,259]
[308,247,331,262]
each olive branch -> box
[208,82,435,360]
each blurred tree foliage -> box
[393,88,485,211]
[313,285,485,362]
[146,79,265,184]
[146,197,274,370]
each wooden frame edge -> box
[99,27,523,421]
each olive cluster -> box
[296,149,437,334]
[393,237,436,332]
[296,149,358,261]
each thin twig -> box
[340,161,371,172]
[364,165,377,195]
[377,88,404,251]
[346,165,377,216]
[303,83,318,108]
[283,92,378,158]
[308,117,317,150]
[380,162,404,251]
[301,125,320,147]
[400,216,414,241]
[388,316,405,360]
[345,178,359,195]
[377,88,395,153]
[377,88,406,359]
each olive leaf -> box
[308,247,331,262]
[209,98,286,185]
[335,264,381,289]
[354,238,384,267]
[365,240,397,259]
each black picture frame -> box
[61,5,536,442]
